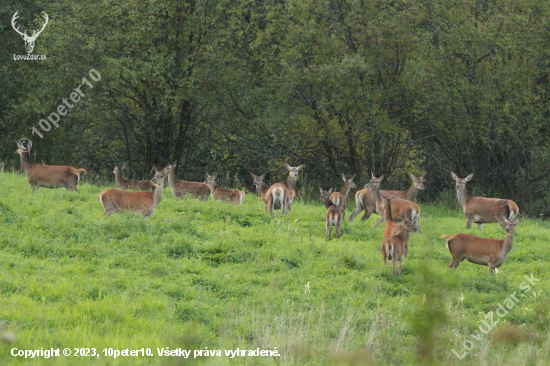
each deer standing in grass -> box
[319,187,333,208]
[349,172,425,222]
[441,216,522,272]
[113,163,155,191]
[264,164,304,217]
[251,173,269,213]
[98,167,168,217]
[451,172,519,231]
[205,174,245,205]
[329,174,356,221]
[288,189,296,211]
[15,139,86,191]
[165,161,211,201]
[380,194,417,275]
[365,175,421,232]
[325,204,342,239]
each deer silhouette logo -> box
[12,11,49,54]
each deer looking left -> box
[16,139,87,191]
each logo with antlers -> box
[12,11,49,54]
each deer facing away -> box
[326,204,342,239]
[113,163,155,191]
[329,174,356,221]
[441,216,522,272]
[98,167,167,218]
[16,140,86,191]
[165,161,211,201]
[451,172,519,231]
[205,174,245,205]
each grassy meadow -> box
[0,169,549,365]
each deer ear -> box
[250,172,255,177]
[328,188,333,193]
[419,173,426,179]
[284,163,292,170]
[153,166,160,173]
[296,164,305,170]
[172,161,177,167]
[409,173,415,180]
[261,173,265,179]
[371,171,375,178]
[380,175,385,181]
[516,216,523,223]
[213,173,218,179]
[319,187,323,194]
[465,173,474,181]
[451,172,459,180]
[350,174,356,180]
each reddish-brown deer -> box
[251,173,269,213]
[16,139,86,191]
[365,175,421,232]
[319,187,333,208]
[380,195,417,275]
[205,174,245,205]
[263,164,304,217]
[98,167,168,217]
[165,161,211,201]
[329,174,357,221]
[441,216,522,272]
[349,172,425,222]
[451,172,519,231]
[325,204,342,239]
[113,163,155,191]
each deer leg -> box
[466,216,474,230]
[360,207,373,222]
[477,223,483,232]
[489,263,497,273]
[336,220,341,238]
[326,224,331,240]
[392,257,396,277]
[269,204,275,218]
[398,257,402,275]
[405,242,408,258]
[349,203,363,222]
[374,216,384,229]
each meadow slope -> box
[0,170,549,365]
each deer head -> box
[365,174,384,190]
[250,173,266,187]
[451,172,473,191]
[409,173,426,190]
[12,11,49,54]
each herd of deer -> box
[15,139,522,275]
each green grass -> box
[0,170,549,365]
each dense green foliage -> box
[1,0,550,213]
[0,170,549,365]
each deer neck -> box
[20,151,33,173]
[256,182,268,199]
[457,187,468,208]
[284,174,297,190]
[153,181,164,206]
[115,169,124,186]
[502,231,515,256]
[207,180,217,191]
[168,167,177,187]
[370,185,382,205]
[384,196,392,222]
[340,182,353,200]
[405,182,417,200]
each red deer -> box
[251,173,269,213]
[98,167,168,217]
[264,164,304,217]
[205,174,245,205]
[365,175,421,232]
[319,187,333,208]
[15,139,86,191]
[326,204,342,239]
[380,195,417,275]
[165,161,211,201]
[113,163,155,191]
[349,172,425,222]
[441,216,522,272]
[329,174,356,220]
[451,172,519,231]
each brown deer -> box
[165,161,211,201]
[441,216,522,272]
[251,173,269,213]
[205,174,245,205]
[380,195,417,275]
[113,163,155,191]
[451,172,519,231]
[15,139,86,191]
[329,174,356,220]
[349,172,425,222]
[326,204,342,239]
[319,187,333,208]
[366,175,421,232]
[98,167,167,217]
[263,164,304,217]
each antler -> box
[30,13,48,40]
[11,11,28,38]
